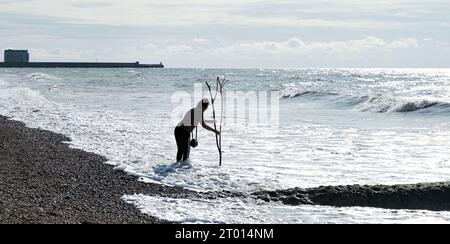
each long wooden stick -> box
[206,80,222,166]
[218,77,225,166]
[206,76,227,166]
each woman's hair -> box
[198,98,209,110]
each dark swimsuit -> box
[174,126,191,161]
[174,109,198,161]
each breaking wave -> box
[356,95,450,113]
[281,88,339,99]
[281,88,450,114]
[26,73,61,82]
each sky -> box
[1,0,449,68]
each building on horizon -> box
[4,50,30,63]
[1,49,163,68]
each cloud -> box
[23,36,419,62]
[0,0,448,29]
[193,37,213,45]
[5,35,448,68]
[208,37,419,56]
[1,1,447,67]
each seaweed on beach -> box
[252,183,450,211]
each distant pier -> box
[0,61,164,68]
[1,50,164,68]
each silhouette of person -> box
[174,98,220,162]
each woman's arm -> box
[202,121,220,134]
[202,113,220,134]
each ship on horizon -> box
[0,50,164,68]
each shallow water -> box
[123,194,450,224]
[1,68,449,223]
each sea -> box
[1,68,450,223]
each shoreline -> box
[0,115,195,224]
[1,115,449,223]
